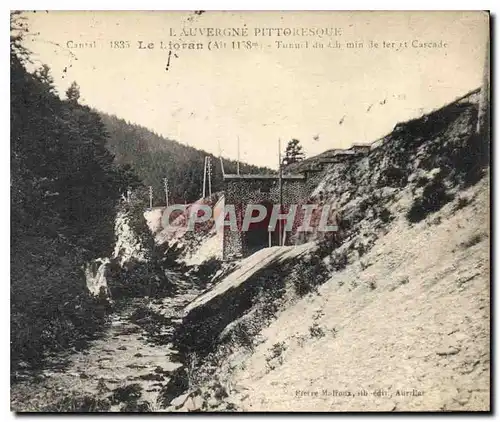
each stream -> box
[11,283,201,412]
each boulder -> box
[170,392,190,409]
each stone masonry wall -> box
[223,175,320,259]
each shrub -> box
[379,165,408,188]
[266,342,287,371]
[406,178,454,223]
[355,242,366,257]
[309,323,325,338]
[193,257,223,286]
[378,208,392,223]
[415,176,430,188]
[317,232,343,257]
[454,196,471,212]
[460,233,486,249]
[399,276,410,286]
[337,215,350,233]
[449,131,490,187]
[292,255,329,297]
[331,250,349,271]
[230,321,255,352]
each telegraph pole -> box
[220,156,225,177]
[217,140,226,177]
[202,156,207,198]
[207,156,212,197]
[148,185,153,209]
[477,30,490,136]
[237,136,240,175]
[163,177,169,207]
[278,138,283,246]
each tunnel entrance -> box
[222,173,313,260]
[243,201,279,255]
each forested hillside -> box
[10,15,139,368]
[10,13,268,370]
[100,113,273,204]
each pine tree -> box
[282,139,305,166]
[35,64,56,94]
[65,81,80,103]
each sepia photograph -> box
[10,10,490,412]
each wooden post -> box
[148,186,153,209]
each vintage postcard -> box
[10,10,490,412]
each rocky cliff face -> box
[170,89,490,411]
[113,210,147,266]
[85,209,147,298]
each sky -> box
[22,11,489,169]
